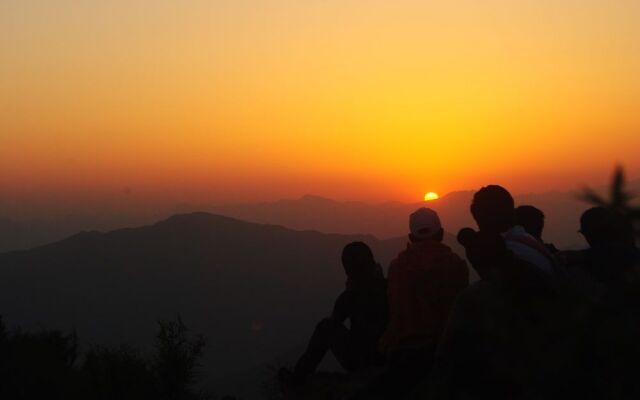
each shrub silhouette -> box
[581,166,640,233]
[153,316,206,400]
[0,316,81,399]
[82,344,156,399]
[0,316,211,400]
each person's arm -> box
[440,257,470,306]
[331,291,351,324]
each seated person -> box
[424,231,559,400]
[362,208,467,399]
[280,242,387,386]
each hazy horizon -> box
[0,171,636,222]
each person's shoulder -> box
[503,225,527,237]
[448,247,467,266]
[387,257,401,276]
[431,242,467,269]
[388,255,401,268]
[388,244,415,268]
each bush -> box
[0,316,210,400]
[153,316,206,400]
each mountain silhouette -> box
[0,212,462,394]
[3,181,638,254]
[208,195,424,240]
[207,190,592,248]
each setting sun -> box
[424,192,440,201]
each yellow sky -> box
[1,0,639,204]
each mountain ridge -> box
[0,211,429,393]
[6,179,639,253]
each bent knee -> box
[316,317,340,332]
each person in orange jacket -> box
[376,207,468,398]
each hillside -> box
[0,212,463,394]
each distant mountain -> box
[0,212,463,395]
[0,218,26,252]
[208,194,424,241]
[4,179,638,254]
[0,214,161,253]
[208,190,593,248]
[202,179,640,250]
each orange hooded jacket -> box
[380,240,469,354]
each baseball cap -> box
[410,207,442,240]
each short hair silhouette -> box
[341,242,376,280]
[471,185,515,234]
[580,207,634,247]
[515,205,545,240]
[457,227,477,248]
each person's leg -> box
[328,324,361,373]
[294,317,356,377]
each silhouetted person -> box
[420,194,567,398]
[471,185,556,275]
[456,227,477,249]
[559,207,637,285]
[555,208,640,397]
[515,205,559,254]
[580,206,635,247]
[424,232,559,399]
[365,208,468,399]
[457,228,508,280]
[382,208,469,354]
[280,242,387,387]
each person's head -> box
[457,227,477,248]
[341,242,377,281]
[579,207,634,248]
[409,207,444,243]
[515,205,545,240]
[463,231,512,280]
[470,185,515,234]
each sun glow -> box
[2,2,640,204]
[424,192,440,201]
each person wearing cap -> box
[559,206,638,285]
[375,207,468,397]
[548,210,640,397]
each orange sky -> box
[1,0,639,207]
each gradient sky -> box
[1,0,639,210]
